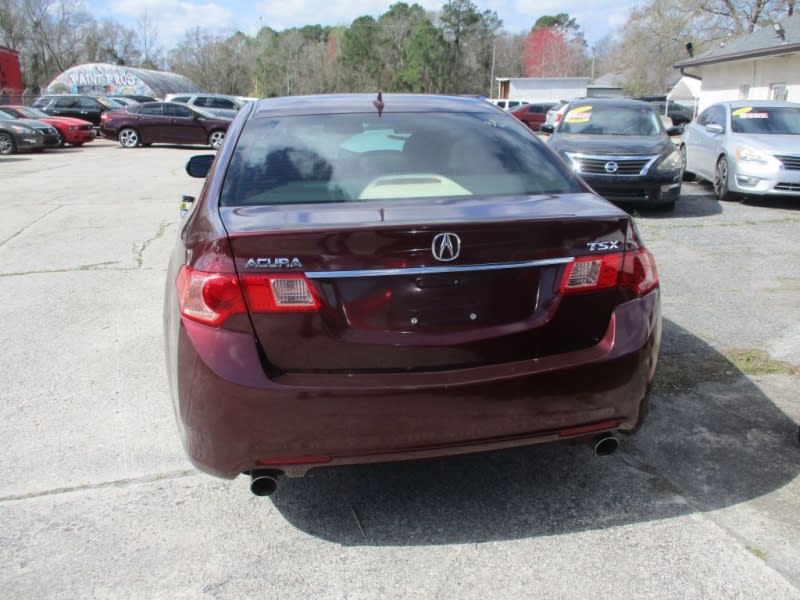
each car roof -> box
[250,94,497,118]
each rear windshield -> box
[558,104,663,136]
[730,106,800,134]
[219,111,581,206]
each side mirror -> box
[186,154,215,178]
[666,125,684,136]
[539,124,555,135]
[705,123,724,135]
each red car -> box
[0,105,96,146]
[166,94,661,496]
[510,102,558,131]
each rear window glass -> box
[220,112,581,206]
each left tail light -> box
[176,266,320,327]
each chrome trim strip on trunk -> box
[305,257,574,279]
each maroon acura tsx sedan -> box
[164,94,661,496]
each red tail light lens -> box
[561,249,658,297]
[176,266,247,326]
[561,253,622,293]
[176,267,321,326]
[620,248,659,296]
[240,274,321,313]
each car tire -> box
[0,132,17,155]
[56,131,65,147]
[714,155,739,201]
[208,130,225,149]
[680,145,695,181]
[71,142,84,147]
[118,128,140,148]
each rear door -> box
[164,103,203,144]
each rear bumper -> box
[168,290,661,478]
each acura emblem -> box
[604,161,619,174]
[432,232,461,262]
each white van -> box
[488,99,531,111]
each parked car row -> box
[31,94,125,126]
[0,95,236,153]
[0,105,95,147]
[0,107,63,154]
[535,96,800,208]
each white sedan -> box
[680,100,800,200]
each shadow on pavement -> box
[269,319,799,546]
[688,179,800,212]
[740,195,800,211]
[624,194,722,220]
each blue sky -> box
[89,0,642,48]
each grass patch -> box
[748,546,767,561]
[726,348,800,377]
[653,346,799,394]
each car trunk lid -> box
[220,194,630,373]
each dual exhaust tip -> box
[248,436,619,496]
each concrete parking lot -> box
[1,139,799,598]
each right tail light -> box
[561,249,658,297]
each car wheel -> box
[208,130,225,149]
[714,155,739,201]
[680,145,695,181]
[0,132,16,155]
[71,142,84,147]
[56,131,65,147]
[118,128,140,148]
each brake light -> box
[176,267,320,326]
[561,249,658,296]
[176,266,247,326]
[620,248,659,296]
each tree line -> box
[0,0,796,98]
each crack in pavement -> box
[0,205,63,249]
[134,220,172,268]
[0,469,197,503]
[0,262,129,277]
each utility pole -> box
[489,39,496,98]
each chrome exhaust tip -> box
[593,435,619,456]
[249,470,281,496]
